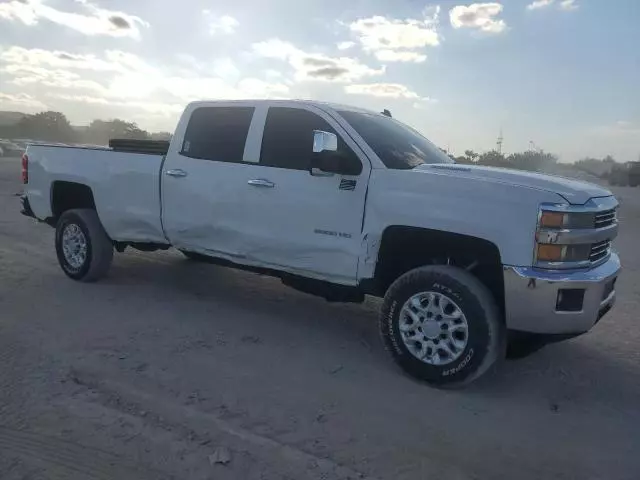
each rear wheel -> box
[55,209,113,282]
[380,265,505,388]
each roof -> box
[185,99,381,116]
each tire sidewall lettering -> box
[387,300,405,356]
[382,270,493,386]
[442,348,474,377]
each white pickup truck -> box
[20,100,621,387]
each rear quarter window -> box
[181,107,254,163]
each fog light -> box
[556,289,585,312]
[537,244,565,262]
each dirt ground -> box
[1,155,639,480]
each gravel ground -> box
[1,155,639,480]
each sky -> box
[0,0,638,162]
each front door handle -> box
[165,169,187,178]
[248,179,275,188]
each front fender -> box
[359,168,565,280]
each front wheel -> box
[380,265,505,388]
[55,209,113,282]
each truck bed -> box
[109,139,170,155]
[25,144,167,243]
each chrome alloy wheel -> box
[398,291,469,366]
[61,223,88,270]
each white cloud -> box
[160,77,289,102]
[0,92,47,110]
[559,0,578,11]
[0,0,37,25]
[337,41,355,51]
[348,10,440,63]
[593,121,640,137]
[527,0,554,10]
[4,64,108,93]
[251,38,301,60]
[252,38,384,82]
[0,0,149,39]
[47,93,183,116]
[345,83,426,100]
[526,0,578,11]
[374,50,427,63]
[450,3,507,34]
[203,11,239,34]
[0,45,290,113]
[0,46,154,74]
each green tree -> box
[83,119,150,145]
[506,150,558,172]
[477,150,507,167]
[150,131,172,141]
[463,149,479,163]
[16,111,75,142]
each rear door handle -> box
[248,179,275,188]
[165,169,188,178]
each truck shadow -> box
[107,250,640,413]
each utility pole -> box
[496,128,503,154]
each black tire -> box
[380,265,505,388]
[55,209,113,282]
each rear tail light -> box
[21,153,28,184]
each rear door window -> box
[181,107,254,162]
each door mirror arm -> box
[310,130,354,176]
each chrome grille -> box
[590,240,611,263]
[594,209,617,228]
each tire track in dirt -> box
[0,334,28,425]
[0,426,170,480]
[68,367,383,480]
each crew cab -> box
[20,100,621,387]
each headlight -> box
[535,202,617,269]
[539,211,566,228]
[539,210,596,229]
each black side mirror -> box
[311,151,346,176]
[310,130,360,176]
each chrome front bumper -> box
[504,253,621,334]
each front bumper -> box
[504,253,620,334]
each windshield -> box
[338,110,453,169]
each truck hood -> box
[416,164,612,205]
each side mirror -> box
[313,130,338,154]
[310,130,356,176]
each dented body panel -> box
[357,167,567,279]
[160,101,370,285]
[24,145,166,243]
